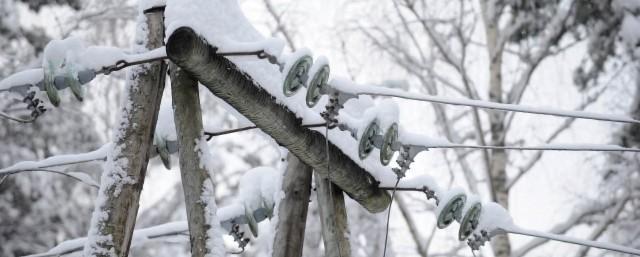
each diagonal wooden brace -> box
[166,27,391,213]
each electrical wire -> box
[382,178,400,257]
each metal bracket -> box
[391,144,427,179]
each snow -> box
[155,102,177,141]
[83,10,151,257]
[0,68,43,91]
[201,182,226,257]
[28,202,253,257]
[434,187,465,218]
[75,46,127,71]
[138,0,166,11]
[474,201,514,236]
[43,36,86,71]
[195,133,220,177]
[238,167,282,215]
[165,0,285,57]
[124,46,167,64]
[193,133,226,257]
[0,143,112,175]
[375,99,400,131]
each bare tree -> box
[349,0,635,256]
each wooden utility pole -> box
[170,63,215,257]
[83,7,166,257]
[316,174,352,257]
[165,27,391,213]
[272,154,314,257]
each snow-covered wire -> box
[417,143,640,152]
[503,226,640,256]
[329,80,640,124]
[362,89,640,124]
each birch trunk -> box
[315,173,351,257]
[165,27,391,213]
[83,7,166,257]
[272,154,313,257]
[480,1,511,256]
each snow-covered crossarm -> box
[0,143,111,175]
[329,78,640,124]
[165,26,391,213]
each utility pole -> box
[316,174,352,257]
[272,154,314,257]
[170,62,217,257]
[83,7,166,257]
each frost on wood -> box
[83,6,167,257]
[201,182,225,257]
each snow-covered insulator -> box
[458,202,482,241]
[305,61,330,108]
[153,135,171,170]
[436,193,466,229]
[44,62,61,107]
[65,66,84,101]
[282,55,313,96]
[379,122,398,166]
[358,120,380,160]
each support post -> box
[165,27,391,213]
[170,63,213,257]
[83,7,166,257]
[316,173,352,257]
[272,154,313,257]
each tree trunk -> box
[316,173,351,257]
[479,1,511,256]
[83,7,166,257]
[165,27,391,213]
[272,154,313,257]
[170,62,214,257]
